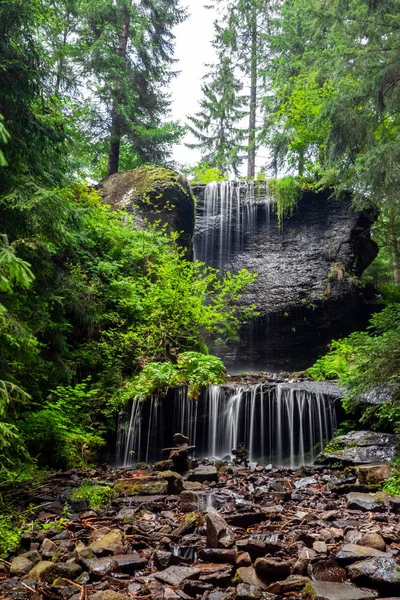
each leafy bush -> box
[19,379,105,469]
[70,482,115,509]
[115,351,226,405]
[0,515,21,558]
[188,164,228,184]
[308,304,400,432]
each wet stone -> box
[9,556,34,577]
[335,544,387,563]
[206,507,235,549]
[254,557,293,580]
[309,558,347,582]
[89,529,124,556]
[348,556,400,586]
[188,465,218,483]
[86,557,120,578]
[358,532,386,551]
[346,492,388,512]
[236,582,263,599]
[198,548,237,563]
[303,581,377,600]
[236,566,268,590]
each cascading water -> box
[116,382,339,468]
[194,180,272,274]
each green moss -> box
[302,582,317,600]
[70,482,115,509]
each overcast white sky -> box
[169,1,217,169]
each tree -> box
[186,56,247,177]
[266,0,400,284]
[203,0,273,178]
[80,0,186,176]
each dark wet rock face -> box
[97,166,195,256]
[2,461,400,600]
[316,430,398,465]
[193,183,378,372]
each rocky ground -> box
[1,459,400,600]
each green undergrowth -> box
[115,351,227,404]
[307,304,400,434]
[69,482,115,509]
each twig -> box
[61,578,83,591]
[0,558,11,566]
[20,581,36,593]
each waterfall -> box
[194,180,272,274]
[117,382,339,467]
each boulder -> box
[157,470,183,494]
[97,166,195,255]
[316,431,397,465]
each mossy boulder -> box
[97,166,195,256]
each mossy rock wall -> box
[97,166,195,257]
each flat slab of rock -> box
[315,431,397,465]
[154,565,201,586]
[303,581,377,600]
[114,477,168,496]
[346,492,388,512]
[225,512,268,527]
[187,465,218,483]
[336,544,387,563]
[348,556,400,586]
[267,575,310,593]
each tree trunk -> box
[247,13,257,180]
[107,3,130,176]
[389,211,400,285]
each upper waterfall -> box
[194,180,273,275]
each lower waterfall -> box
[117,382,339,467]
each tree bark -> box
[389,211,400,285]
[107,3,130,176]
[247,12,257,180]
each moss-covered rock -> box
[114,477,168,496]
[97,166,195,256]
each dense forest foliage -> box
[0,0,258,481]
[0,0,400,489]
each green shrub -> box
[308,304,400,432]
[70,482,115,509]
[114,351,226,405]
[0,515,22,558]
